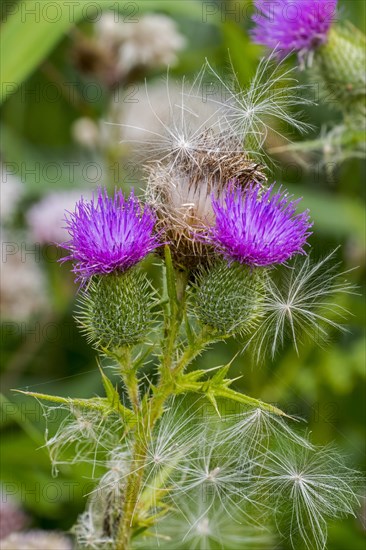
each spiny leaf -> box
[213,387,289,417]
[14,390,110,410]
[205,392,221,417]
[98,366,134,421]
[171,370,288,417]
[204,364,232,386]
[14,389,135,422]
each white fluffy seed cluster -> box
[96,12,186,76]
[0,232,48,320]
[43,405,123,476]
[114,56,311,266]
[62,399,360,550]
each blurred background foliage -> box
[0,1,365,548]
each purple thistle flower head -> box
[61,188,160,280]
[251,0,337,60]
[209,183,312,267]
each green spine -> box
[76,270,155,351]
[314,23,366,116]
[194,261,266,336]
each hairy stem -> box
[115,265,188,549]
[118,348,140,413]
[115,434,147,550]
[161,268,188,374]
[172,327,222,375]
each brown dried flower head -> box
[146,134,266,269]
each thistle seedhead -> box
[253,443,361,550]
[194,262,266,336]
[146,149,265,268]
[207,55,313,158]
[76,270,157,352]
[73,509,114,550]
[244,249,356,360]
[77,447,131,547]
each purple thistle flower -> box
[61,188,160,280]
[251,0,337,60]
[209,183,312,266]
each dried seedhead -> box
[146,143,266,268]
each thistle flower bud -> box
[194,262,265,336]
[76,270,156,351]
[314,23,366,115]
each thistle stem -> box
[172,327,221,375]
[115,266,188,549]
[115,434,147,550]
[161,268,188,373]
[118,347,140,413]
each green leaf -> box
[221,21,261,86]
[13,389,134,422]
[174,366,288,417]
[285,184,366,248]
[212,387,288,417]
[98,365,132,417]
[1,1,207,104]
[1,1,84,104]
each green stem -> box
[124,368,140,413]
[172,327,221,376]
[115,434,147,550]
[118,348,140,413]
[115,267,188,549]
[161,268,188,374]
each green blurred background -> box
[1,1,365,548]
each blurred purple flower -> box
[251,0,337,59]
[0,496,28,540]
[62,188,160,280]
[209,183,312,266]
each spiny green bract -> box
[194,262,266,336]
[76,270,156,351]
[314,23,366,114]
